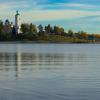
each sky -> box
[0,0,100,33]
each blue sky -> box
[0,0,100,33]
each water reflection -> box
[0,44,100,100]
[0,52,65,78]
[0,44,91,79]
[15,45,21,78]
[0,53,65,66]
[0,52,88,66]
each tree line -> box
[0,19,100,42]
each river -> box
[0,43,100,100]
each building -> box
[15,10,22,34]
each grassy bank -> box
[0,33,96,43]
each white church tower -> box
[15,10,22,34]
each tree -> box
[54,26,64,34]
[12,27,16,35]
[67,30,74,37]
[38,24,43,33]
[88,34,95,41]
[80,31,88,39]
[45,24,52,34]
[94,34,100,39]
[59,27,64,35]
[29,23,37,34]
[5,19,10,25]
[21,23,30,33]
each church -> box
[15,10,22,34]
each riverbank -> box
[0,40,96,44]
[0,35,95,43]
[0,32,97,43]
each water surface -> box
[0,43,100,100]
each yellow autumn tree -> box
[81,31,88,39]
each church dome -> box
[16,10,20,16]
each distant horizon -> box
[0,0,100,34]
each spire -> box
[16,10,20,15]
[17,10,18,14]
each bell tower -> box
[15,10,22,34]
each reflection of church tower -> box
[15,44,21,78]
[15,10,22,34]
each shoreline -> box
[0,41,98,44]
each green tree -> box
[30,23,37,34]
[5,19,10,25]
[12,27,16,35]
[54,26,59,34]
[45,24,52,34]
[59,27,64,35]
[38,24,43,33]
[54,26,64,35]
[67,30,74,37]
[21,23,30,33]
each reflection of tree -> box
[38,53,64,66]
[21,53,36,66]
[0,51,89,79]
[0,52,88,69]
[0,52,65,71]
[0,53,15,71]
[66,53,87,62]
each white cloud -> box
[35,3,98,10]
[64,3,96,8]
[0,1,100,23]
[1,9,100,23]
[22,9,100,22]
[0,1,30,11]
